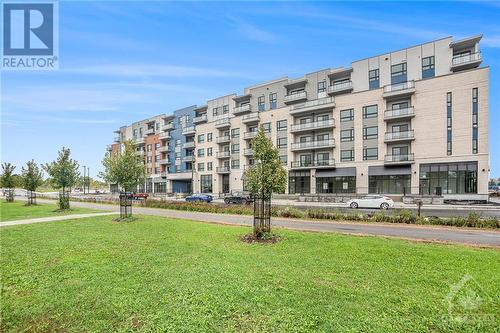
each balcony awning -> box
[327,67,353,80]
[369,165,411,176]
[450,35,482,50]
[233,94,252,103]
[316,167,356,177]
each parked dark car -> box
[224,191,254,205]
[127,192,149,200]
[186,193,213,203]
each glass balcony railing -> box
[291,138,335,150]
[384,107,415,119]
[452,52,481,66]
[290,119,335,131]
[290,159,336,168]
[384,130,415,141]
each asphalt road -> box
[30,198,500,247]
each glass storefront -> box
[369,175,410,194]
[154,182,167,193]
[289,171,310,194]
[419,162,477,195]
[201,175,212,193]
[316,176,356,194]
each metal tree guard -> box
[27,190,36,205]
[119,192,133,218]
[58,190,70,210]
[5,189,14,202]
[253,195,271,236]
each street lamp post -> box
[82,165,86,194]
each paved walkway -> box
[0,212,118,227]
[29,199,500,247]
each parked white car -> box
[346,195,394,209]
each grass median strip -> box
[0,200,105,222]
[2,214,499,332]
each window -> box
[279,155,287,165]
[262,122,271,133]
[231,144,240,154]
[175,139,181,146]
[212,107,218,116]
[419,162,477,195]
[362,105,378,119]
[147,144,152,151]
[155,143,160,149]
[340,109,354,122]
[207,147,213,157]
[391,62,407,84]
[207,162,213,171]
[231,159,240,169]
[175,152,181,159]
[207,133,212,142]
[133,129,137,139]
[363,148,378,160]
[231,128,240,138]
[341,149,354,162]
[197,163,205,171]
[363,126,378,140]
[197,148,204,157]
[317,153,330,164]
[316,176,356,194]
[147,156,152,163]
[369,69,379,89]
[277,137,287,148]
[422,56,435,78]
[472,88,478,154]
[447,92,452,155]
[258,95,265,111]
[340,129,354,142]
[223,105,229,114]
[198,134,205,143]
[317,80,326,93]
[277,119,287,131]
[269,93,277,109]
[200,175,212,193]
[369,175,410,194]
[317,133,329,141]
[316,114,329,122]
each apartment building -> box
[108,35,489,201]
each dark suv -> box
[223,191,254,205]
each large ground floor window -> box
[369,175,410,194]
[154,182,167,193]
[316,176,356,194]
[419,162,477,195]
[201,175,213,193]
[289,171,310,194]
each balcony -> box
[289,97,335,116]
[382,81,415,99]
[163,123,174,131]
[135,137,145,144]
[145,128,155,135]
[243,131,271,140]
[216,166,230,174]
[451,52,482,71]
[159,158,171,165]
[136,150,145,156]
[290,119,335,133]
[241,112,259,124]
[215,117,231,129]
[216,136,231,144]
[284,91,307,104]
[182,126,196,136]
[216,151,231,159]
[182,155,195,162]
[384,130,415,143]
[114,136,120,143]
[384,107,415,121]
[182,141,195,149]
[193,114,208,124]
[384,154,415,165]
[327,81,353,95]
[160,171,168,177]
[157,145,170,153]
[290,159,336,169]
[106,144,113,151]
[244,148,254,156]
[291,139,336,151]
[233,104,252,115]
[159,132,171,140]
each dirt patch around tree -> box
[239,233,281,244]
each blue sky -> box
[1,1,499,179]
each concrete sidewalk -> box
[0,212,118,227]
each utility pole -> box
[82,165,86,194]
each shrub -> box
[273,206,305,218]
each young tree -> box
[244,127,287,236]
[1,163,17,202]
[101,140,145,218]
[21,160,44,205]
[43,148,80,210]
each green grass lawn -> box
[1,214,499,332]
[0,200,103,222]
